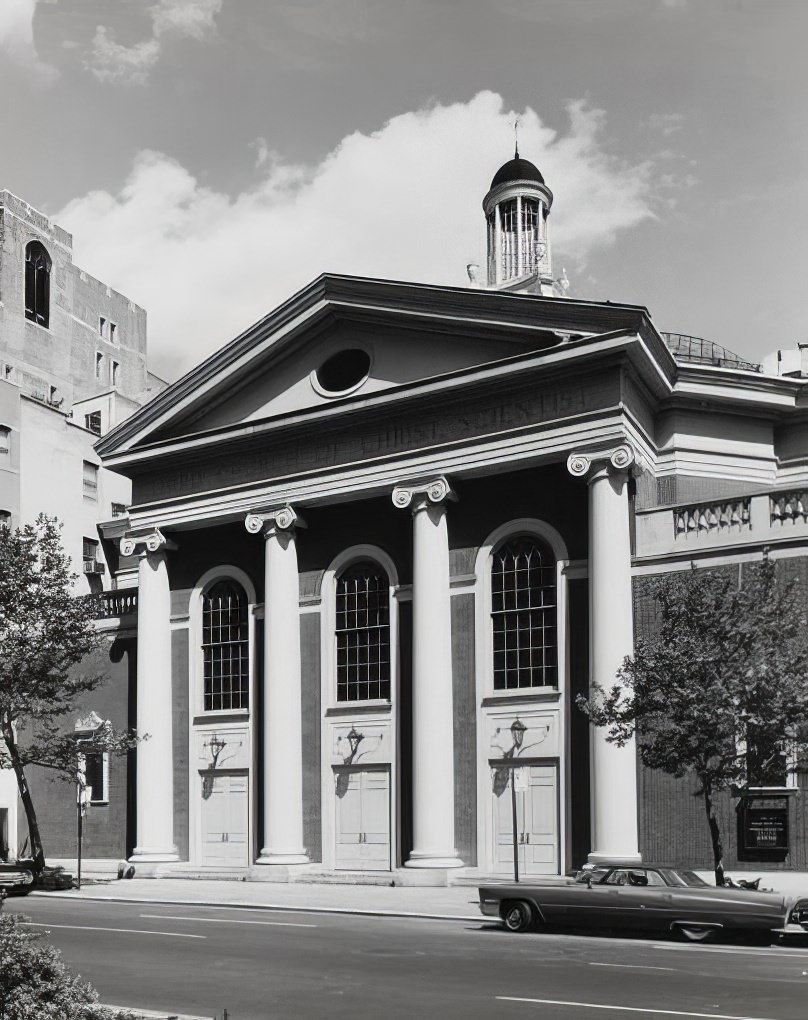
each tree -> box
[0,903,134,1019]
[578,558,808,886]
[0,516,137,871]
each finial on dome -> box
[514,118,520,160]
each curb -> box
[29,890,481,924]
[102,1007,213,1020]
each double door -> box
[493,762,559,876]
[200,771,249,867]
[335,767,391,871]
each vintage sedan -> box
[0,861,37,897]
[479,864,808,942]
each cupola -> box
[483,147,554,293]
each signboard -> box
[742,796,789,852]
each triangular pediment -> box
[97,274,660,461]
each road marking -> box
[589,962,677,972]
[24,922,206,940]
[496,998,778,1019]
[652,943,808,959]
[140,913,316,928]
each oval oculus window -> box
[314,348,371,395]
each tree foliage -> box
[578,558,808,885]
[0,907,134,1020]
[0,516,138,869]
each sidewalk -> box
[31,876,484,921]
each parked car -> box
[479,864,808,942]
[0,861,37,897]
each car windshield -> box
[575,867,611,884]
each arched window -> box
[25,241,51,329]
[491,536,557,690]
[202,580,249,711]
[335,561,390,702]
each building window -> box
[109,322,117,343]
[82,460,98,500]
[95,353,103,380]
[83,751,108,804]
[85,411,102,436]
[99,316,106,336]
[111,360,120,386]
[335,562,391,702]
[0,426,9,454]
[82,536,99,568]
[111,502,128,518]
[0,511,11,528]
[24,241,51,329]
[746,728,789,788]
[491,536,557,690]
[202,580,249,712]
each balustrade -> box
[673,499,751,539]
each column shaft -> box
[131,548,178,862]
[588,465,640,863]
[407,499,461,868]
[258,524,307,865]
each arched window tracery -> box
[335,561,391,702]
[202,580,249,711]
[491,536,557,690]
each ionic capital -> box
[567,443,640,482]
[391,475,457,511]
[120,528,176,558]
[245,505,306,538]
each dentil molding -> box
[391,475,457,510]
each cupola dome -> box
[490,155,545,189]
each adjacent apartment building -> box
[0,191,166,860]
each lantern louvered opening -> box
[491,537,557,690]
[336,562,390,702]
[202,580,249,711]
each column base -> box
[588,850,642,866]
[128,847,180,864]
[405,850,463,869]
[255,849,309,866]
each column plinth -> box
[245,507,308,867]
[120,529,179,864]
[392,477,462,870]
[568,445,641,865]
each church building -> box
[29,152,808,880]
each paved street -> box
[7,895,808,1020]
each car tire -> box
[502,900,534,933]
[675,924,717,943]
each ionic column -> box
[245,506,308,866]
[392,477,462,869]
[120,529,179,863]
[568,444,641,864]
[494,204,502,285]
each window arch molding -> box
[189,565,257,716]
[320,544,399,709]
[24,239,51,329]
[474,519,569,698]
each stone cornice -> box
[245,505,305,536]
[391,475,457,510]
[119,528,176,557]
[567,443,640,481]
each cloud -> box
[0,0,57,84]
[647,112,685,137]
[85,0,222,85]
[57,92,658,380]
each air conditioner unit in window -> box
[83,559,106,575]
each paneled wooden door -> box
[335,767,391,871]
[492,762,559,876]
[200,771,249,867]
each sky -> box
[1,0,807,382]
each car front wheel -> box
[502,900,534,933]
